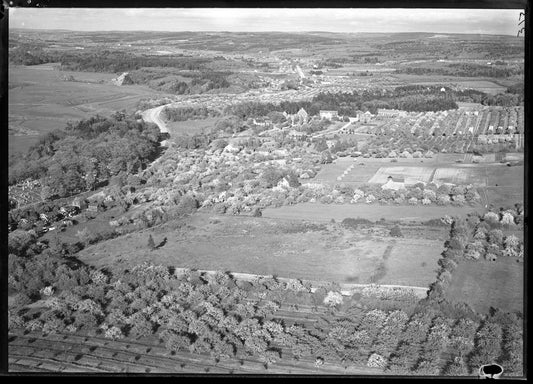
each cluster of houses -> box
[9,191,116,234]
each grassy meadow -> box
[9,64,169,154]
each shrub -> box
[437,194,451,205]
[474,228,487,240]
[485,253,497,262]
[484,211,500,225]
[365,194,376,204]
[501,212,515,225]
[323,291,343,307]
[390,225,403,237]
[367,353,387,368]
[423,189,437,201]
[464,250,480,260]
[451,194,465,206]
[448,238,464,251]
[488,229,504,246]
[104,326,124,340]
[504,235,520,250]
[422,198,431,205]
[486,243,501,257]
[8,311,25,330]
[177,195,199,215]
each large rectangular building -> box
[319,110,339,120]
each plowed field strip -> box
[9,331,386,374]
[9,352,108,372]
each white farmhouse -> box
[381,175,406,191]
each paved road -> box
[312,121,351,139]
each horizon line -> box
[9,28,522,37]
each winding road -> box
[141,103,173,147]
[141,104,170,133]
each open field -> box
[263,203,481,222]
[431,166,487,185]
[381,239,444,286]
[166,117,220,137]
[392,75,511,94]
[482,164,524,207]
[76,213,443,286]
[9,64,168,154]
[445,258,523,314]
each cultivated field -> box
[431,166,487,186]
[368,166,435,184]
[9,326,385,375]
[313,158,382,185]
[76,213,443,287]
[9,64,169,154]
[445,258,523,313]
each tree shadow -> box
[155,237,167,249]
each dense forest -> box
[163,106,221,122]
[396,62,523,78]
[9,45,211,72]
[8,113,162,198]
[225,87,460,118]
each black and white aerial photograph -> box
[5,2,526,378]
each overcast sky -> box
[9,8,523,36]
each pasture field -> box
[392,75,510,94]
[380,239,444,286]
[445,258,523,314]
[453,80,508,95]
[166,117,220,137]
[483,164,524,207]
[263,203,481,222]
[76,213,442,287]
[9,65,166,154]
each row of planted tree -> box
[9,221,523,375]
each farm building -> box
[252,118,272,127]
[357,111,374,124]
[60,206,80,217]
[381,176,406,191]
[319,110,339,120]
[87,203,100,213]
[377,109,407,118]
[297,108,309,125]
